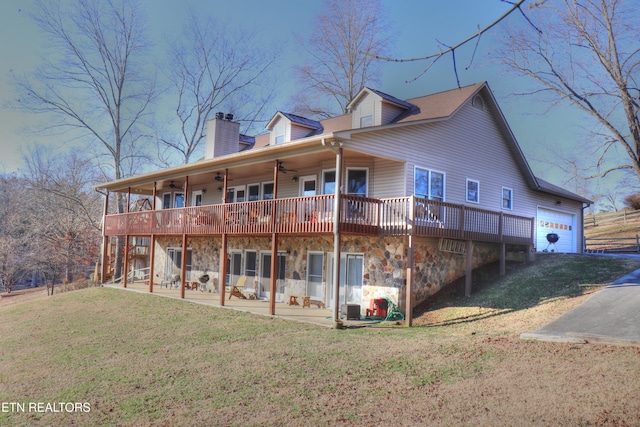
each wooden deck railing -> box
[103,195,533,245]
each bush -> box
[624,193,640,210]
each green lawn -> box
[1,254,640,426]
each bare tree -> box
[23,146,103,288]
[0,175,33,293]
[160,11,278,164]
[497,0,640,184]
[292,0,392,118]
[13,0,157,278]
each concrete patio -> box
[104,281,383,328]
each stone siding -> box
[152,234,499,315]
[412,237,499,306]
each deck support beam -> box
[404,196,415,326]
[500,243,506,276]
[149,183,157,293]
[180,234,188,299]
[149,235,156,292]
[331,146,343,327]
[100,190,110,284]
[269,159,280,316]
[464,240,473,297]
[123,235,130,288]
[219,234,228,306]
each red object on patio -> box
[366,298,388,318]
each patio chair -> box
[228,275,248,300]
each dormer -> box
[347,87,416,129]
[266,112,322,145]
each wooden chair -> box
[228,275,248,300]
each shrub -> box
[624,193,640,210]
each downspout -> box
[322,138,344,329]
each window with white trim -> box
[322,170,336,195]
[466,179,480,204]
[502,187,513,210]
[414,167,445,201]
[346,168,368,197]
[307,252,324,299]
[248,184,260,201]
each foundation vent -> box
[439,238,466,254]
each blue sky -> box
[0,0,596,197]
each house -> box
[96,82,591,326]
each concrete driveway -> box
[521,263,640,347]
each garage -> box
[536,207,576,253]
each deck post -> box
[149,183,157,293]
[100,190,110,284]
[332,146,343,327]
[404,196,415,326]
[499,242,506,276]
[464,240,473,297]
[219,234,227,306]
[149,235,155,292]
[180,234,188,299]
[269,160,279,316]
[123,235,130,288]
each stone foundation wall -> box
[412,237,499,306]
[152,234,499,314]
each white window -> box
[300,175,317,196]
[162,193,171,209]
[274,121,285,144]
[165,248,192,281]
[192,190,203,207]
[322,170,336,195]
[466,179,480,204]
[307,252,324,299]
[226,186,245,203]
[502,187,513,210]
[346,168,368,197]
[244,250,257,279]
[360,115,373,128]
[262,182,274,200]
[414,167,445,201]
[174,193,184,208]
[248,184,260,201]
[226,251,242,284]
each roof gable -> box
[266,111,322,132]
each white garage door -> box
[536,208,576,253]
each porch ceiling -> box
[97,144,379,195]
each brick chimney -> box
[205,113,240,159]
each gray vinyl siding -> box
[345,101,541,215]
[371,158,405,198]
[380,103,405,125]
[351,94,377,128]
[351,93,408,128]
[290,124,311,141]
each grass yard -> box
[1,254,640,426]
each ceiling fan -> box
[168,181,179,189]
[214,172,235,183]
[278,161,298,174]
